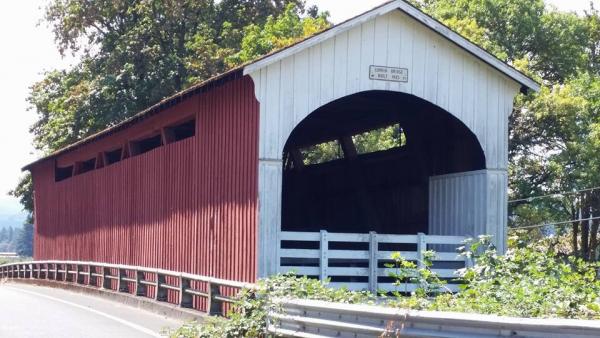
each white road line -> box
[5,286,163,338]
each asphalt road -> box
[0,282,184,338]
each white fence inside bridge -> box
[278,231,471,292]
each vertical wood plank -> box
[319,230,328,281]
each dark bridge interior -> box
[282,91,485,235]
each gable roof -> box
[244,0,540,92]
[24,0,539,171]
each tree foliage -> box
[14,0,330,216]
[15,224,34,257]
[406,0,600,261]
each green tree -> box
[15,224,34,257]
[411,0,600,259]
[14,0,330,216]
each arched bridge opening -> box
[281,90,485,235]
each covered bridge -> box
[25,0,538,292]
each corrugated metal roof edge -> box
[23,67,244,171]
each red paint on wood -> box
[30,76,259,308]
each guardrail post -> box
[207,282,222,316]
[102,267,111,290]
[179,276,192,308]
[417,232,426,269]
[135,270,147,297]
[118,268,129,293]
[76,264,84,284]
[65,264,73,282]
[53,263,59,281]
[155,273,167,301]
[63,264,68,282]
[369,231,378,293]
[88,265,96,286]
[320,230,328,282]
[17,264,21,278]
[32,263,38,279]
[25,264,31,279]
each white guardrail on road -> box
[0,260,255,316]
[268,298,600,338]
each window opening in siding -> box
[104,148,123,165]
[300,140,344,165]
[75,158,96,175]
[55,165,73,182]
[352,124,406,155]
[130,134,163,156]
[164,119,196,144]
[95,153,104,169]
[121,144,130,160]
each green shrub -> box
[167,236,600,337]
[429,236,600,319]
[165,273,375,338]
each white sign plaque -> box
[369,65,408,83]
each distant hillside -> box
[0,196,28,229]
[0,212,27,229]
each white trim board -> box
[243,0,539,92]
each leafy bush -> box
[429,236,600,319]
[167,236,600,337]
[385,250,450,297]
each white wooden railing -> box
[278,231,470,292]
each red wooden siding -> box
[31,76,259,290]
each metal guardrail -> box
[268,298,600,338]
[0,260,254,316]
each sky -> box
[0,0,593,218]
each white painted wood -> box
[319,230,328,281]
[280,249,320,259]
[378,268,458,279]
[368,231,378,292]
[377,251,418,261]
[435,252,466,261]
[253,7,522,277]
[376,234,419,243]
[257,161,283,278]
[279,266,320,276]
[416,232,426,268]
[425,235,467,244]
[278,230,465,293]
[251,10,521,164]
[243,1,538,91]
[279,231,321,241]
